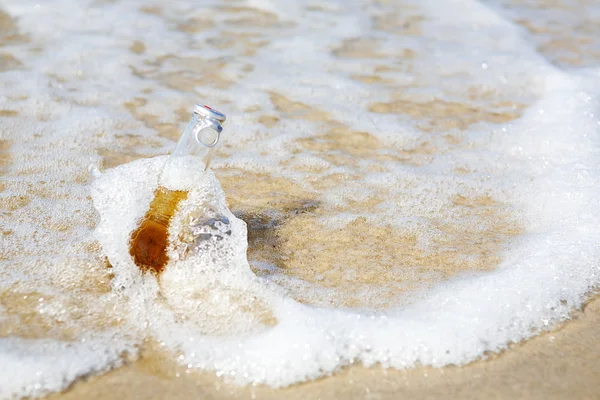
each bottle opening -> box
[194,125,221,148]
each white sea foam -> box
[0,335,136,400]
[90,76,600,386]
[1,0,600,397]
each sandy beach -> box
[2,0,600,398]
[45,296,600,400]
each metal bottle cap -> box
[193,104,226,123]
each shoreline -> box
[3,1,600,399]
[47,294,600,400]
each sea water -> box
[1,0,600,398]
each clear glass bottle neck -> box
[158,112,224,189]
[173,113,222,167]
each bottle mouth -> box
[193,104,226,123]
[194,123,221,148]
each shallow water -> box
[1,0,600,398]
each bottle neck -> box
[158,112,224,189]
[174,113,222,166]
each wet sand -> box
[38,153,598,399]
[47,295,600,400]
[2,0,600,398]
[43,157,598,399]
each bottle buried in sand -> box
[129,104,226,274]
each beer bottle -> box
[129,104,226,274]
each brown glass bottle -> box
[128,104,226,274]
